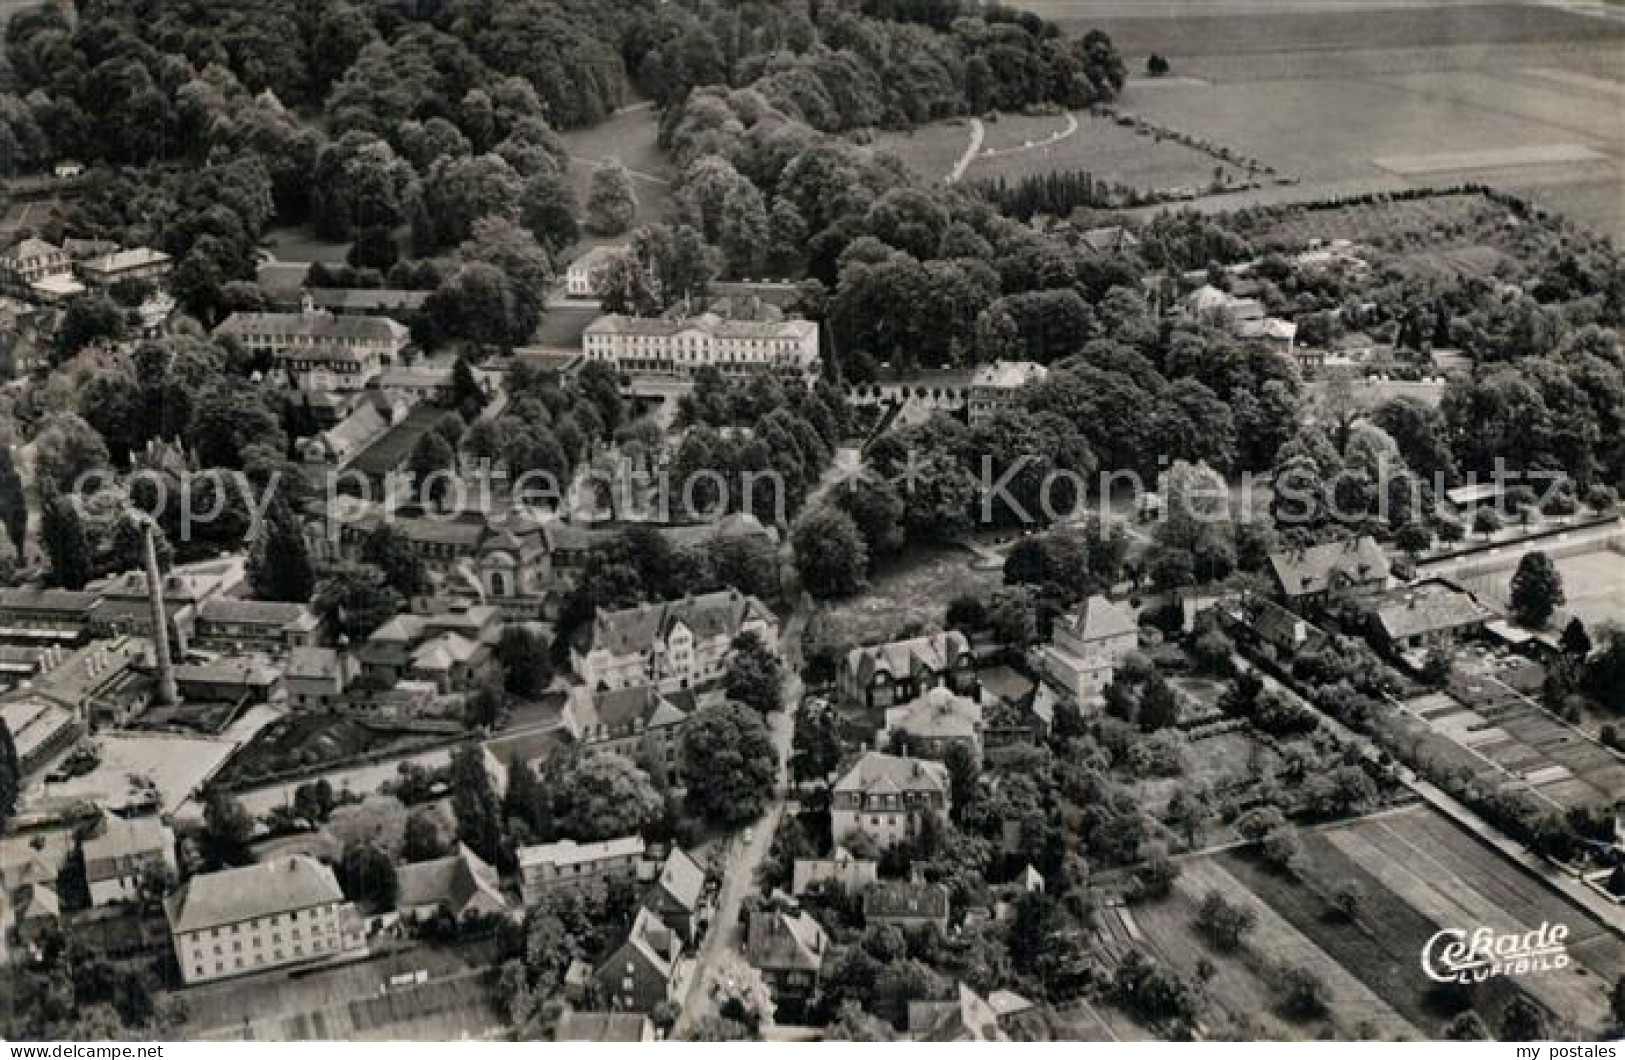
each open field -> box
[1453,544,1625,633]
[1016,2,1625,240]
[262,226,352,265]
[871,109,1226,192]
[1129,804,1625,1039]
[815,545,1001,648]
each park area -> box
[1121,804,1625,1039]
[814,545,1001,649]
[1452,543,1625,636]
[557,101,675,250]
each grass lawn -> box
[262,225,352,264]
[816,545,1001,649]
[557,103,675,249]
[972,110,1227,193]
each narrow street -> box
[672,609,806,1037]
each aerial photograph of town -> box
[0,0,1621,1046]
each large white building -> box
[582,312,820,382]
[164,856,365,984]
[214,296,409,392]
[571,590,780,692]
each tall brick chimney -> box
[143,520,177,706]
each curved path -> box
[945,117,985,184]
[946,109,1082,183]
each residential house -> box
[282,646,357,711]
[987,989,1038,1034]
[555,1011,655,1041]
[164,856,365,985]
[357,602,501,693]
[1039,595,1139,702]
[594,907,682,1015]
[1077,225,1141,257]
[1367,580,1494,654]
[832,752,951,850]
[564,245,628,298]
[1267,536,1390,606]
[881,686,984,759]
[839,631,976,711]
[572,590,779,693]
[583,312,820,383]
[75,248,172,288]
[908,983,1006,1041]
[395,844,508,923]
[81,815,176,907]
[862,880,950,934]
[791,848,878,897]
[640,847,707,945]
[562,683,694,788]
[0,237,72,297]
[745,904,828,1001]
[967,360,1048,427]
[518,836,646,904]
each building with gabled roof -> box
[564,682,694,787]
[1039,594,1139,702]
[792,847,878,896]
[863,880,950,933]
[282,646,357,711]
[1366,579,1494,654]
[164,855,364,984]
[594,907,683,1015]
[193,596,320,652]
[518,835,646,903]
[882,685,984,759]
[1267,535,1390,605]
[572,590,779,692]
[908,983,1006,1041]
[81,815,176,907]
[396,843,509,922]
[564,244,628,298]
[75,247,172,288]
[640,847,708,943]
[746,903,828,1000]
[832,752,951,850]
[0,237,72,296]
[968,360,1049,427]
[214,296,408,392]
[839,630,975,711]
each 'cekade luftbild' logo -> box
[1422,922,1572,984]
